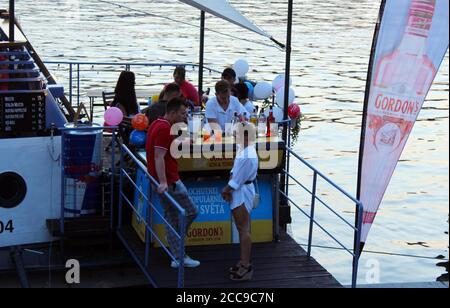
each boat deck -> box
[119,226,342,288]
[101,137,342,288]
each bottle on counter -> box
[257,108,266,137]
[250,108,258,126]
[266,106,276,137]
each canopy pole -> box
[282,0,293,125]
[280,0,294,216]
[198,10,205,102]
[9,0,15,41]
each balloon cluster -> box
[232,59,302,122]
[255,74,300,121]
[130,114,149,147]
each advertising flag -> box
[358,0,449,244]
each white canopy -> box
[178,0,271,39]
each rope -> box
[298,243,449,261]
[96,0,284,51]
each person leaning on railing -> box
[145,97,200,268]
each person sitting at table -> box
[111,71,140,116]
[111,71,140,145]
[221,122,258,281]
[234,82,255,115]
[221,67,239,97]
[205,80,247,133]
[144,83,183,126]
[172,66,200,107]
[222,67,237,86]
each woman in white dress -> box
[221,122,258,281]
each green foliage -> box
[290,114,303,146]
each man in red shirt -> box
[146,97,200,268]
[173,66,200,107]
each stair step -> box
[46,216,111,237]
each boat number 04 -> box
[0,220,14,234]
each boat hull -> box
[0,136,61,248]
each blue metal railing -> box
[280,143,363,288]
[117,144,187,288]
[43,60,221,108]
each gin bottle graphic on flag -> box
[360,0,439,242]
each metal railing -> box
[43,60,221,109]
[280,139,363,288]
[277,119,363,288]
[117,144,187,288]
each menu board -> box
[0,92,46,138]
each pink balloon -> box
[104,107,123,126]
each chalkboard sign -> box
[0,92,46,138]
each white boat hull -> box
[0,137,61,248]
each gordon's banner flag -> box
[357,0,449,244]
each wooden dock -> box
[119,226,343,288]
[1,219,342,288]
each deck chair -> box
[103,90,117,152]
[102,90,116,110]
[89,90,115,121]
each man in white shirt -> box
[205,80,247,133]
[221,122,258,281]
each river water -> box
[14,0,448,285]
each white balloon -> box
[264,105,284,123]
[272,74,292,92]
[253,82,273,100]
[275,87,296,107]
[233,59,249,78]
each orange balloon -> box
[132,114,149,131]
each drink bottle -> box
[257,108,266,137]
[266,106,275,137]
[250,108,258,126]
